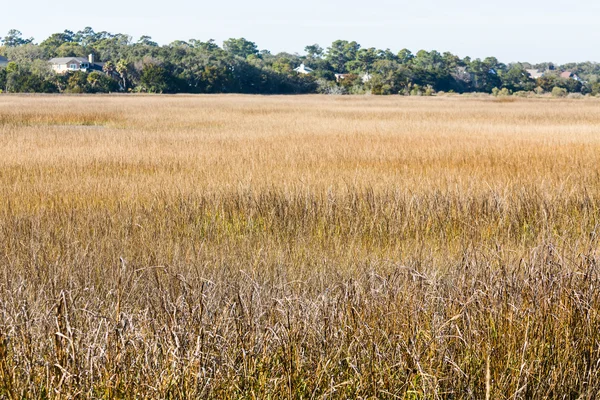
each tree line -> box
[1,28,600,95]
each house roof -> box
[560,71,574,79]
[0,56,8,64]
[526,69,543,79]
[48,57,105,71]
[49,57,90,64]
[293,63,313,73]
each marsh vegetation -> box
[0,95,599,398]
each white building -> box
[293,63,314,74]
[49,54,104,73]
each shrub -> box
[551,87,567,98]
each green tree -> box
[0,68,6,92]
[223,38,259,59]
[326,40,360,73]
[378,49,398,61]
[354,47,379,73]
[397,48,414,64]
[66,71,90,93]
[87,71,101,89]
[467,58,502,92]
[116,60,130,90]
[40,31,74,55]
[271,57,294,74]
[138,36,158,47]
[1,30,34,47]
[4,44,46,64]
[368,60,413,94]
[87,71,119,92]
[189,39,220,51]
[537,75,558,92]
[411,50,455,91]
[140,63,171,93]
[103,61,115,75]
[74,27,99,46]
[500,64,535,92]
[54,42,86,57]
[304,44,324,59]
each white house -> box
[0,56,9,68]
[49,54,104,73]
[361,73,372,83]
[293,63,313,74]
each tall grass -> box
[0,94,599,398]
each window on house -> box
[69,64,78,69]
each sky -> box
[4,0,600,64]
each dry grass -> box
[0,94,599,398]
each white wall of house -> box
[51,63,89,73]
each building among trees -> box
[293,63,313,74]
[49,54,104,73]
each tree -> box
[189,39,219,51]
[116,60,130,90]
[4,44,46,64]
[201,65,232,93]
[138,36,158,47]
[223,38,259,59]
[0,68,6,92]
[87,71,119,92]
[378,49,398,62]
[411,50,455,91]
[103,61,115,75]
[87,71,101,89]
[5,62,18,74]
[40,31,75,55]
[501,64,535,92]
[74,27,98,46]
[66,71,90,93]
[304,44,324,59]
[54,42,86,58]
[551,86,567,97]
[1,30,34,47]
[354,47,379,73]
[326,40,360,73]
[271,57,294,74]
[368,60,413,94]
[467,58,502,92]
[397,49,414,64]
[140,63,171,93]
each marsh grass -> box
[0,95,599,398]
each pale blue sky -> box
[4,0,600,63]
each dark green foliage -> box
[1,27,598,95]
[140,63,172,93]
[223,38,259,59]
[1,29,33,47]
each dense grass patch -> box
[0,95,599,398]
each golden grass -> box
[0,94,599,398]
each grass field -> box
[0,94,599,398]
